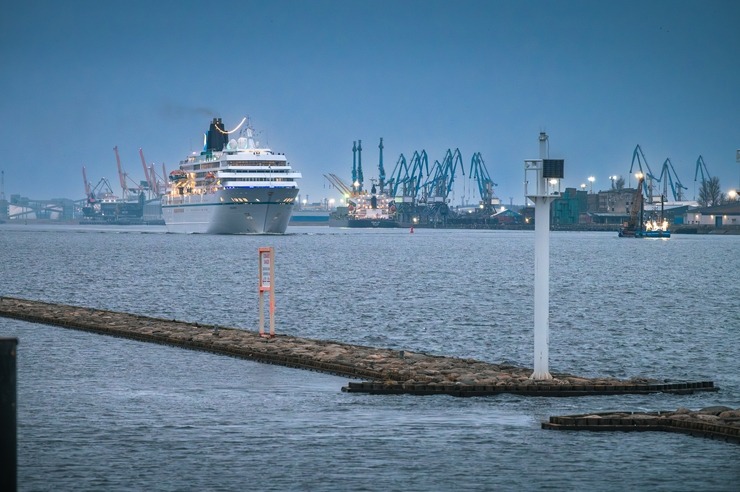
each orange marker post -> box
[258,247,275,338]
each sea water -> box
[1,224,739,491]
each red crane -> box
[139,148,163,197]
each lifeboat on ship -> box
[169,170,187,182]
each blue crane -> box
[425,149,464,203]
[694,155,712,185]
[378,138,386,194]
[407,150,429,200]
[389,153,410,197]
[629,145,659,200]
[469,152,498,211]
[656,158,688,201]
[693,155,713,201]
[351,141,358,192]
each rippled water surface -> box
[1,223,739,491]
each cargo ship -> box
[326,138,399,228]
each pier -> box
[0,297,719,397]
[543,407,740,444]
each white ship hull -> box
[162,188,298,234]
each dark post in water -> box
[0,337,18,491]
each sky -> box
[1,0,738,206]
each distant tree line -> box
[698,176,725,207]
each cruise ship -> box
[162,118,301,234]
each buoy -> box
[410,226,414,233]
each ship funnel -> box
[205,118,228,152]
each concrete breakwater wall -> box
[0,297,718,397]
[543,406,740,444]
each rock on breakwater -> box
[0,297,718,397]
[543,406,740,444]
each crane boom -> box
[323,173,353,197]
[378,138,385,193]
[113,146,127,196]
[139,148,152,192]
[148,164,160,196]
[82,166,91,198]
[657,158,688,201]
[629,144,658,200]
[389,154,409,197]
[694,155,712,184]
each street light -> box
[588,176,595,193]
[729,189,738,201]
[580,183,586,192]
[609,175,618,189]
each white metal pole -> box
[258,291,265,336]
[531,195,553,380]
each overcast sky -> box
[1,0,738,205]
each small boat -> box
[618,173,670,238]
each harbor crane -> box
[351,140,364,193]
[655,158,687,202]
[138,148,157,197]
[629,145,659,201]
[326,138,393,200]
[693,155,713,201]
[113,146,144,199]
[408,150,430,201]
[82,166,92,199]
[378,138,386,194]
[694,155,712,186]
[469,152,498,213]
[388,150,429,202]
[323,173,354,197]
[425,148,464,204]
[387,153,408,198]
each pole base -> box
[530,371,553,380]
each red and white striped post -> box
[258,247,275,338]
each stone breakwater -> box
[0,297,717,397]
[543,406,740,444]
